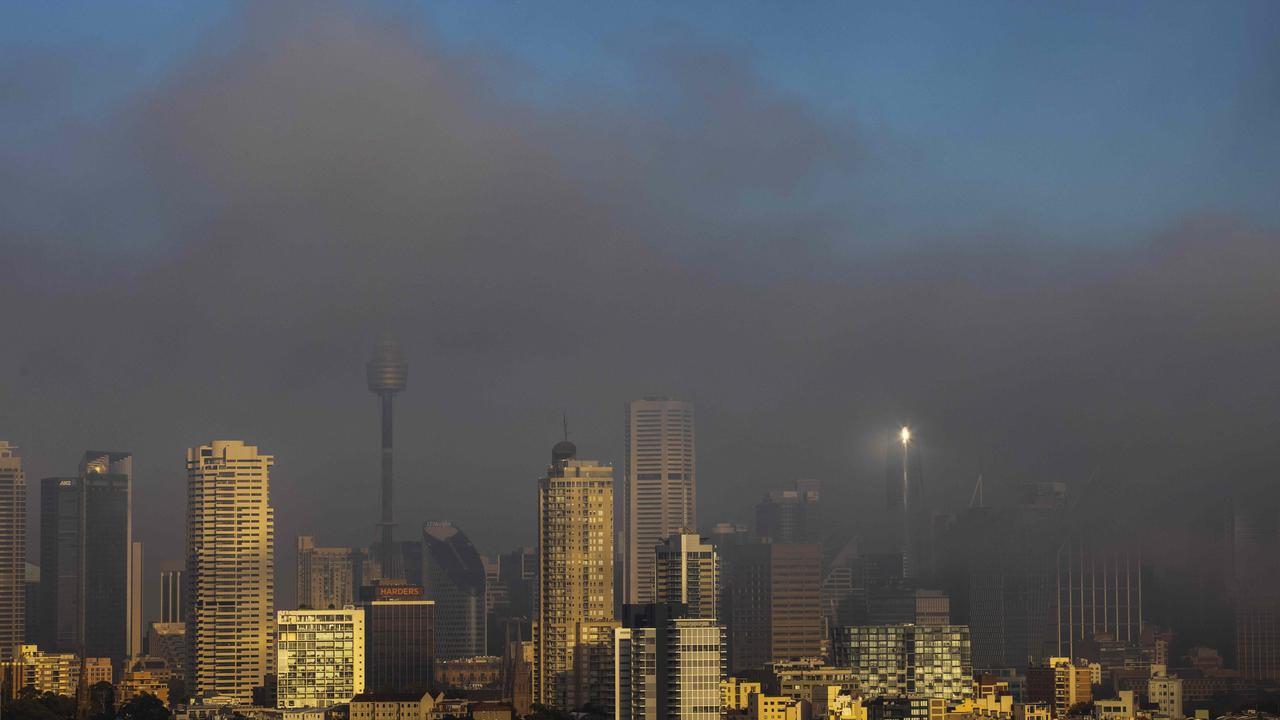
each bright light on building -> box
[900,426,911,444]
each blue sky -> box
[3,1,1277,252]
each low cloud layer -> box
[3,6,1277,608]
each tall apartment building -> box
[834,624,974,704]
[361,584,435,694]
[160,568,184,623]
[185,440,276,702]
[1025,657,1092,720]
[38,452,136,661]
[422,522,487,659]
[725,543,822,672]
[534,439,617,709]
[624,397,695,605]
[655,533,719,620]
[296,536,354,610]
[755,480,823,545]
[277,607,365,708]
[0,442,25,661]
[614,603,726,720]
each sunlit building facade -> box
[834,624,973,704]
[0,442,25,662]
[277,607,365,708]
[534,440,616,709]
[185,440,276,703]
[654,532,719,621]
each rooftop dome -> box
[551,439,577,464]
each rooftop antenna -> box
[969,473,985,508]
[563,413,569,441]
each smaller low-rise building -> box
[83,657,114,686]
[749,693,810,720]
[723,678,764,713]
[349,692,439,720]
[1094,691,1136,720]
[119,656,173,704]
[865,697,946,720]
[467,701,513,720]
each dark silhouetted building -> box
[362,583,436,694]
[0,442,24,661]
[422,521,487,659]
[38,451,135,662]
[755,480,822,545]
[725,543,821,672]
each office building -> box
[534,439,616,710]
[37,452,135,662]
[422,522,487,659]
[277,607,365,708]
[725,543,822,672]
[941,501,1064,670]
[160,568,184,623]
[614,603,726,720]
[1,644,79,698]
[296,536,354,611]
[654,532,719,620]
[148,622,187,680]
[834,624,974,704]
[1226,495,1280,682]
[1052,540,1143,660]
[489,547,537,656]
[1025,658,1091,720]
[886,427,926,579]
[0,442,25,663]
[185,440,276,703]
[362,584,435,694]
[39,477,78,652]
[755,480,823,546]
[624,397,695,606]
[23,563,38,644]
[867,587,950,627]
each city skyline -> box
[3,2,1280,718]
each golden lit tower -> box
[367,338,408,576]
[185,440,275,702]
[534,437,617,710]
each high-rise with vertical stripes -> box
[624,397,695,605]
[0,442,24,661]
[185,440,276,702]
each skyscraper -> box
[624,397,695,606]
[1052,540,1143,659]
[39,477,80,652]
[654,532,719,621]
[81,452,133,662]
[724,543,822,673]
[614,603,725,720]
[276,607,365,708]
[755,480,823,545]
[0,442,24,661]
[159,568,184,624]
[367,338,408,578]
[422,522,487,659]
[1227,494,1280,682]
[37,452,135,662]
[534,439,617,710]
[886,427,925,579]
[296,536,354,610]
[185,440,276,702]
